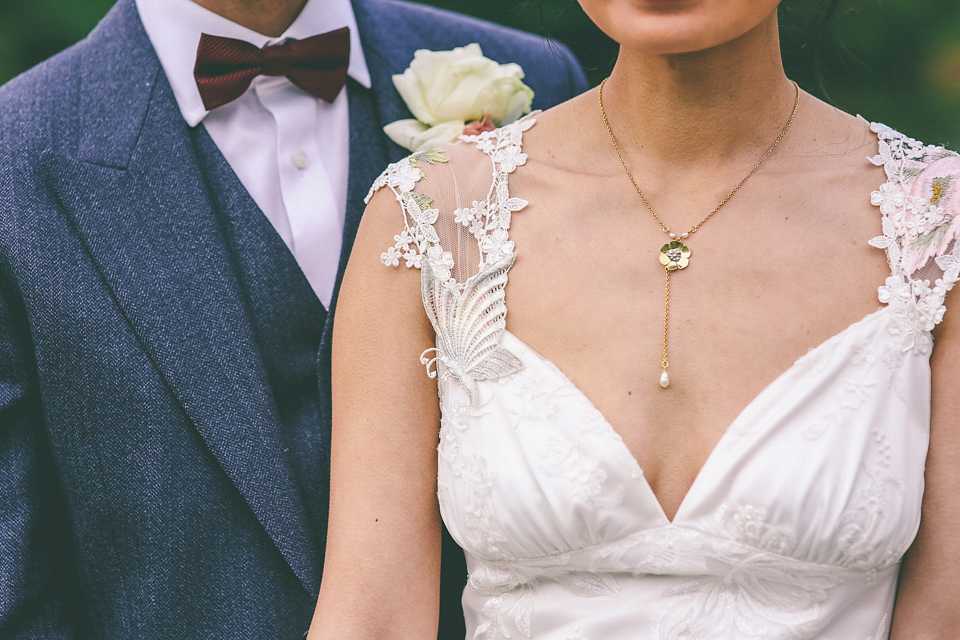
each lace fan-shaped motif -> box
[420,254,523,405]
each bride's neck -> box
[191,0,307,37]
[601,12,795,169]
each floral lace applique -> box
[369,116,538,403]
[539,432,626,509]
[454,117,535,270]
[652,504,846,640]
[369,115,536,284]
[469,561,538,639]
[367,149,452,275]
[867,122,960,359]
[468,555,620,639]
[438,392,510,559]
[565,627,587,640]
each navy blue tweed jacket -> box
[0,0,587,638]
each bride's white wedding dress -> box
[368,115,960,639]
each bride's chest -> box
[435,308,928,576]
[503,202,891,500]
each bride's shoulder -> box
[860,115,960,276]
[365,90,596,210]
[803,99,959,244]
[364,114,540,276]
[367,113,540,203]
[819,98,958,181]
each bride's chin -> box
[610,23,736,57]
[578,0,781,57]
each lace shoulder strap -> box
[366,114,537,402]
[367,113,536,285]
[868,122,960,353]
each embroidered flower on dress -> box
[902,155,960,273]
[388,160,423,192]
[404,249,423,269]
[870,181,906,219]
[840,377,875,409]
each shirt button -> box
[291,150,309,170]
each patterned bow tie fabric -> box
[194,28,350,109]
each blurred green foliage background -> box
[1,0,958,147]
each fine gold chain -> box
[598,78,800,388]
[599,78,800,240]
[662,268,670,371]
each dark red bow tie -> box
[194,28,350,110]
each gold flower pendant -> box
[656,241,691,389]
[659,241,691,271]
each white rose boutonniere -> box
[384,43,535,153]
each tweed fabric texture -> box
[190,123,331,557]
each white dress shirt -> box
[136,0,371,307]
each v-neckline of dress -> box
[500,306,890,525]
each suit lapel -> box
[351,0,417,164]
[322,0,412,325]
[46,0,319,594]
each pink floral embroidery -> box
[902,155,960,274]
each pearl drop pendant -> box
[659,371,670,388]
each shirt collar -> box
[135,0,371,126]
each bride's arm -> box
[307,189,443,640]
[890,288,960,638]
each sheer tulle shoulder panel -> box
[368,114,536,289]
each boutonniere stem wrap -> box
[384,43,534,153]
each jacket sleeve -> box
[525,39,590,112]
[0,259,81,639]
[557,41,590,96]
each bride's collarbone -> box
[499,186,888,492]
[488,102,891,511]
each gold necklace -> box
[598,78,800,389]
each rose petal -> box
[383,119,429,152]
[407,120,466,153]
[394,43,534,129]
